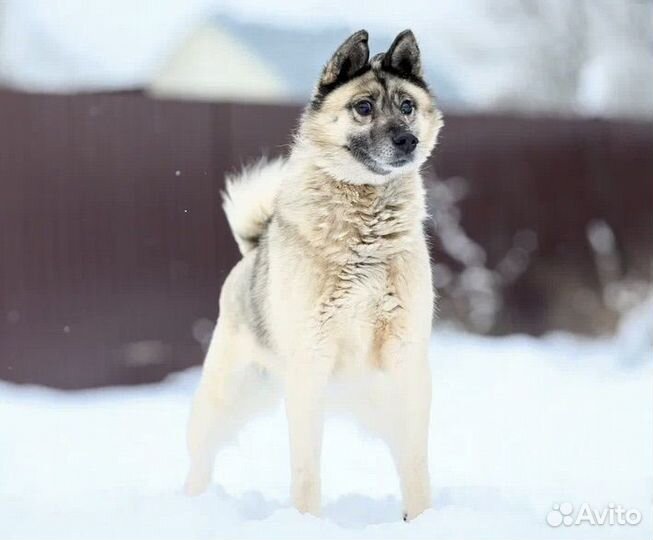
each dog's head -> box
[300,29,443,185]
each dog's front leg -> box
[388,342,432,521]
[284,353,333,515]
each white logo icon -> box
[546,502,641,527]
[546,502,574,527]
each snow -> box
[1,307,651,540]
[0,0,205,91]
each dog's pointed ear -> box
[320,30,369,88]
[383,29,422,79]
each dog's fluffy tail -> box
[222,158,285,255]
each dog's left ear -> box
[383,29,422,79]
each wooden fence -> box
[1,90,650,388]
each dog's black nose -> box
[392,132,418,154]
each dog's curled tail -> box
[222,158,285,255]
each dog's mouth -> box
[344,145,415,175]
[344,145,391,176]
[389,157,411,168]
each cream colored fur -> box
[222,157,285,255]
[185,30,443,522]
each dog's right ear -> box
[319,30,369,89]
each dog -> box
[184,29,443,521]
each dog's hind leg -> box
[184,317,276,496]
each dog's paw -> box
[291,475,321,516]
[184,469,211,496]
[402,501,430,522]
[184,480,209,496]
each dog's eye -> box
[354,100,373,116]
[400,100,414,115]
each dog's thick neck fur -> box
[276,154,427,268]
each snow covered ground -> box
[1,307,651,539]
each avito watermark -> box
[546,502,641,527]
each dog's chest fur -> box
[279,173,426,365]
[314,183,410,314]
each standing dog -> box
[185,29,443,521]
